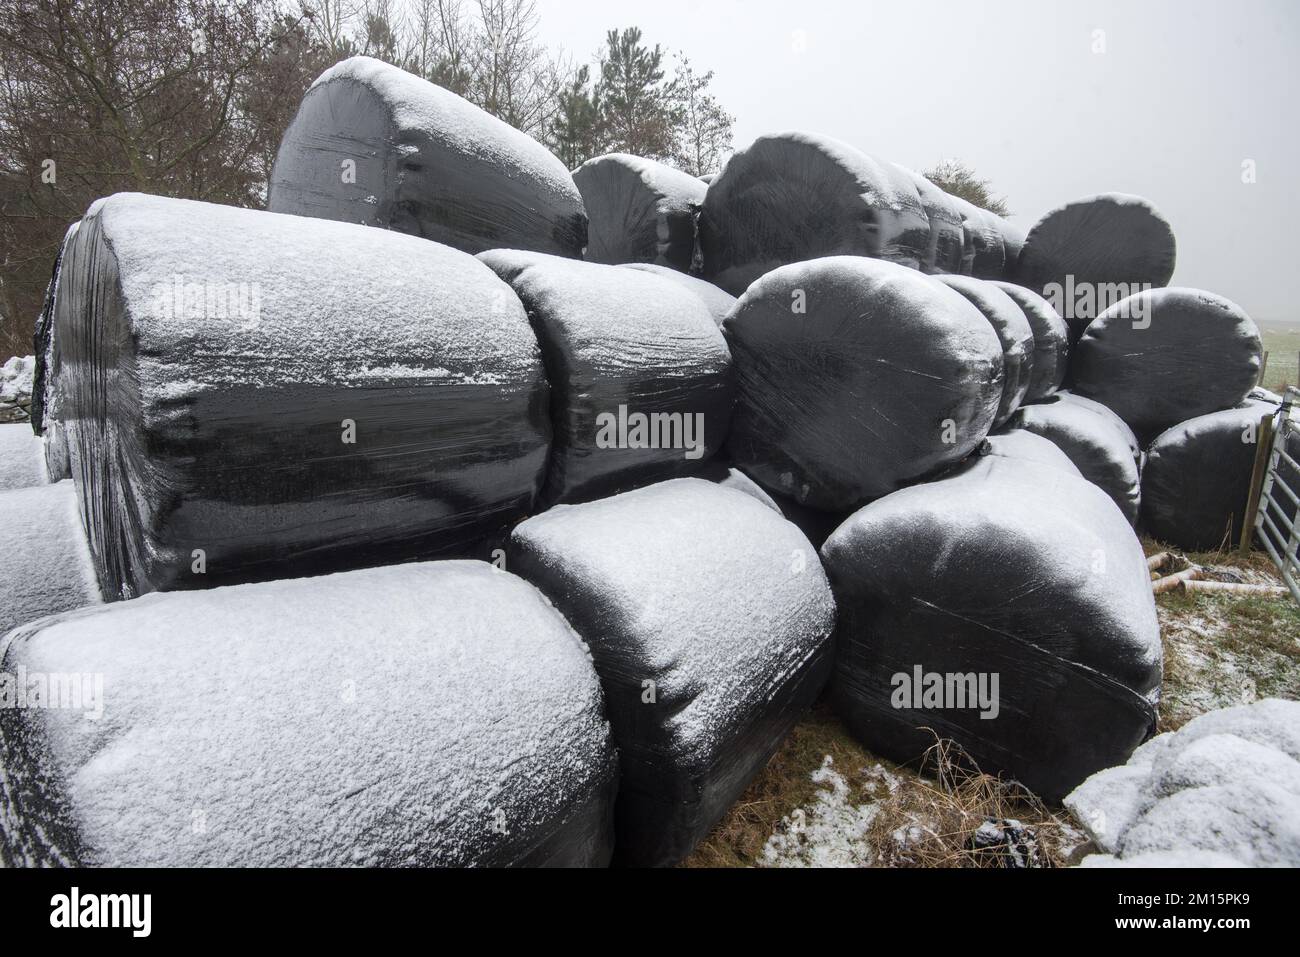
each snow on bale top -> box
[933,274,1034,428]
[982,429,1084,477]
[270,56,586,258]
[1014,193,1177,339]
[508,478,835,866]
[58,193,550,599]
[0,480,101,637]
[0,561,618,867]
[1071,286,1262,445]
[574,153,706,272]
[822,452,1162,801]
[723,256,1003,510]
[990,280,1069,402]
[1140,403,1274,550]
[1007,393,1142,525]
[478,248,733,506]
[619,263,737,326]
[699,131,931,295]
[1066,699,1300,866]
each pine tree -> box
[595,27,677,160]
[548,65,602,169]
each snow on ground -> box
[759,756,898,867]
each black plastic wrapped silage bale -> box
[269,56,586,257]
[894,164,965,274]
[0,561,617,867]
[822,453,1162,802]
[723,256,1003,511]
[1006,393,1142,525]
[698,132,931,295]
[1014,193,1176,334]
[1071,287,1262,444]
[478,249,733,507]
[508,478,836,866]
[1141,403,1275,550]
[991,280,1069,402]
[57,193,551,601]
[573,153,706,272]
[934,275,1033,428]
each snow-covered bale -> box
[991,280,1069,401]
[822,453,1162,801]
[1014,194,1176,336]
[574,153,705,272]
[478,249,732,506]
[620,263,736,326]
[508,479,836,866]
[1053,390,1142,464]
[1071,287,1262,444]
[982,430,1084,476]
[696,461,781,512]
[269,56,586,258]
[1140,404,1273,549]
[0,561,617,868]
[0,423,45,491]
[0,481,101,637]
[1066,699,1300,866]
[723,256,1003,510]
[951,197,1006,279]
[1007,393,1142,524]
[57,193,550,601]
[698,132,931,295]
[933,275,1033,427]
[895,165,964,274]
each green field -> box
[1260,322,1300,394]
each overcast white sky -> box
[537,0,1298,323]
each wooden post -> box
[1239,413,1275,554]
[1258,350,1269,386]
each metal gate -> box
[1250,386,1300,603]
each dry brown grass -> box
[864,736,1080,868]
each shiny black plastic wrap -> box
[573,153,706,271]
[1007,393,1142,525]
[952,196,1006,279]
[723,256,1003,511]
[934,275,1033,427]
[1071,287,1262,444]
[1053,390,1142,464]
[30,221,76,437]
[620,263,737,326]
[698,132,931,294]
[269,56,586,258]
[57,193,551,601]
[822,452,1162,802]
[999,218,1027,280]
[895,164,965,274]
[991,280,1069,402]
[478,249,733,507]
[1140,402,1275,550]
[1014,193,1176,334]
[0,562,618,867]
[509,479,836,866]
[31,220,81,482]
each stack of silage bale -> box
[4,51,1287,868]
